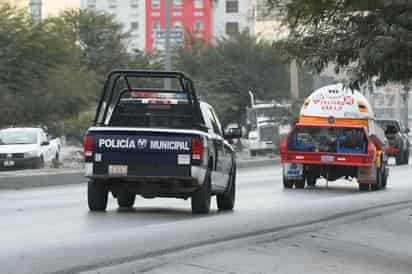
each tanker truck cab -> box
[280,84,389,191]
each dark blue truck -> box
[84,70,241,214]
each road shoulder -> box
[80,203,412,274]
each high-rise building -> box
[42,0,80,17]
[1,0,29,9]
[146,0,213,52]
[254,0,288,41]
[78,0,256,52]
[3,0,80,21]
[213,0,255,38]
[80,0,146,52]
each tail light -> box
[192,137,203,161]
[84,135,94,157]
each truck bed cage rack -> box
[94,70,201,127]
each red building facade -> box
[146,0,213,52]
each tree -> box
[45,9,130,75]
[174,32,309,126]
[0,4,73,126]
[271,0,412,85]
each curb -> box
[237,158,280,169]
[0,170,85,190]
[0,158,280,190]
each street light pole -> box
[290,60,299,99]
[403,82,410,128]
[164,0,172,89]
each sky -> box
[42,0,80,17]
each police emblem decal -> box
[137,139,147,149]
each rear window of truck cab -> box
[107,90,196,129]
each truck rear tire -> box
[371,168,383,191]
[382,167,388,188]
[396,154,403,165]
[217,167,236,211]
[117,192,136,208]
[306,174,317,187]
[191,171,211,214]
[294,180,305,189]
[283,177,294,188]
[404,150,409,165]
[359,183,369,191]
[88,180,108,211]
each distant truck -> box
[247,91,291,156]
[366,82,409,128]
[377,119,409,165]
[0,127,61,170]
[280,84,389,191]
[84,70,240,214]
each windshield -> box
[107,91,195,128]
[0,130,38,145]
[248,107,276,122]
[96,72,194,126]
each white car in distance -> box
[0,127,61,170]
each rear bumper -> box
[281,152,373,167]
[86,164,207,194]
[97,177,202,197]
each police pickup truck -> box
[84,70,241,214]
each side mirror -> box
[41,141,50,146]
[224,128,242,140]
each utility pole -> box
[164,0,172,89]
[403,82,410,128]
[367,79,375,112]
[290,60,299,99]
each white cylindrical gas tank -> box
[300,84,374,120]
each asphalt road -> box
[1,163,412,274]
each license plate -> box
[285,163,303,177]
[321,155,335,162]
[388,157,396,165]
[177,154,191,165]
[4,161,15,167]
[108,165,128,176]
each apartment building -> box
[254,0,288,41]
[146,0,213,52]
[79,0,256,52]
[213,0,255,38]
[3,0,80,21]
[80,0,146,52]
[42,0,80,17]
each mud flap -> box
[358,166,377,184]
